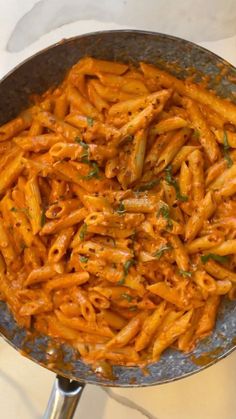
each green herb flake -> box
[79,223,87,241]
[81,156,90,164]
[117,277,125,285]
[153,244,172,259]
[116,201,126,215]
[75,136,83,144]
[135,179,160,192]
[20,242,28,251]
[158,202,173,230]
[41,208,46,227]
[75,138,90,162]
[79,255,89,263]
[177,192,188,202]
[118,259,135,285]
[125,135,134,143]
[193,129,200,139]
[124,259,135,276]
[110,238,116,247]
[165,165,173,184]
[121,293,133,302]
[165,165,188,202]
[130,232,136,242]
[87,116,94,127]
[201,253,229,264]
[178,269,192,278]
[11,206,31,218]
[129,306,138,312]
[82,162,100,180]
[223,131,233,168]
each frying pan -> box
[1,30,236,419]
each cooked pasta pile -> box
[1,56,236,367]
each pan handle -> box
[43,375,85,419]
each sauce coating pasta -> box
[1,56,236,367]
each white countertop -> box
[1,1,236,418]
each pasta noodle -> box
[0,56,236,368]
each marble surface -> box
[1,1,236,418]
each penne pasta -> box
[40,207,87,235]
[44,272,89,292]
[1,56,236,368]
[106,313,146,349]
[54,93,68,119]
[135,302,166,351]
[171,145,200,174]
[0,152,24,196]
[151,116,188,135]
[117,101,164,145]
[188,149,204,203]
[24,176,42,235]
[207,240,236,255]
[129,128,147,183]
[87,81,109,112]
[0,110,32,142]
[152,310,193,360]
[185,98,220,163]
[66,84,102,121]
[185,191,216,241]
[36,111,81,141]
[48,227,74,262]
[168,234,190,271]
[186,234,223,254]
[195,296,220,338]
[204,260,236,283]
[108,90,171,116]
[14,134,63,152]
[155,128,191,173]
[140,62,236,124]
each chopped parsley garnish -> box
[82,162,100,180]
[75,136,83,144]
[153,244,172,259]
[165,165,188,202]
[11,207,30,218]
[179,269,192,278]
[79,223,87,241]
[125,135,134,142]
[79,140,89,150]
[79,255,89,263]
[124,259,135,276]
[20,242,28,251]
[165,165,173,184]
[158,202,173,230]
[110,237,116,247]
[130,232,136,242]
[121,293,133,302]
[118,259,135,285]
[116,201,126,215]
[87,116,94,127]
[40,208,46,227]
[223,131,233,168]
[135,179,160,192]
[75,138,90,162]
[129,306,138,312]
[193,129,200,139]
[201,253,229,264]
[117,277,125,285]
